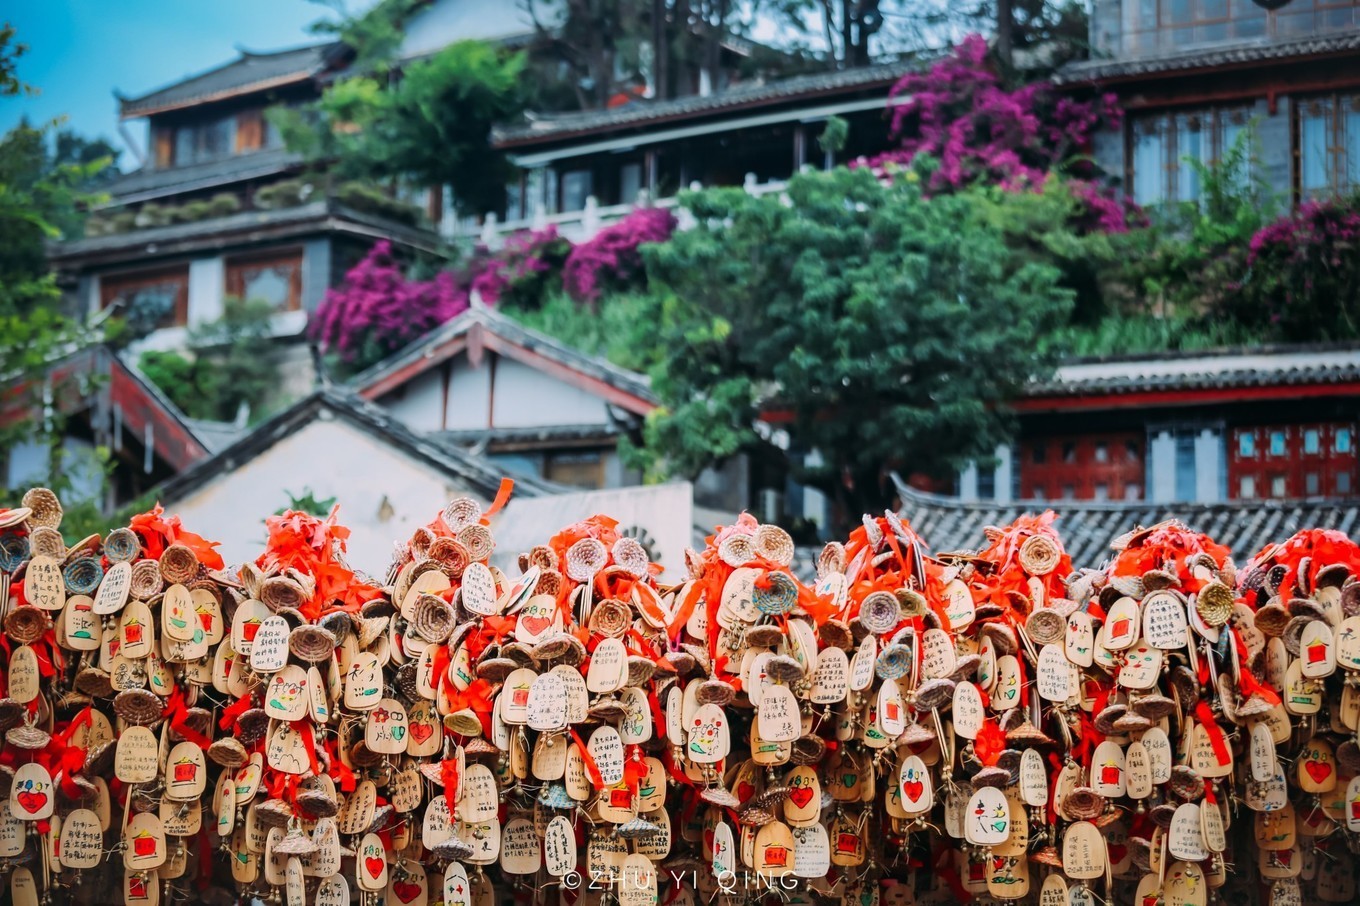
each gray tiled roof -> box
[120,44,333,117]
[493,62,912,146]
[1028,344,1360,398]
[352,304,657,407]
[105,147,304,204]
[1056,28,1360,84]
[153,386,557,507]
[49,200,440,266]
[891,474,1360,570]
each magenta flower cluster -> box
[312,209,676,363]
[864,34,1130,231]
[563,207,678,302]
[1232,196,1360,339]
[310,241,467,364]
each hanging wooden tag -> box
[712,819,736,878]
[991,655,1021,710]
[965,786,1010,846]
[1036,644,1073,702]
[249,615,289,673]
[26,555,65,611]
[921,628,956,679]
[1165,861,1208,906]
[356,832,388,891]
[515,594,560,645]
[264,664,310,721]
[115,725,159,784]
[160,585,195,642]
[266,720,310,775]
[686,704,729,764]
[1019,748,1047,807]
[8,645,40,704]
[1118,644,1163,690]
[849,635,876,691]
[499,816,540,875]
[952,682,984,739]
[1283,659,1321,715]
[63,595,101,651]
[10,763,53,821]
[123,812,167,871]
[586,637,627,693]
[1142,591,1189,650]
[758,683,801,743]
[1066,612,1095,668]
[942,577,975,630]
[544,814,576,877]
[460,562,499,616]
[164,741,207,801]
[443,863,471,906]
[1061,820,1106,880]
[365,698,409,755]
[755,820,796,877]
[1298,739,1337,793]
[1104,596,1141,650]
[792,823,831,879]
[1091,740,1126,798]
[899,753,933,814]
[1168,803,1210,862]
[986,853,1030,900]
[587,725,626,786]
[1300,620,1337,679]
[344,651,382,710]
[1125,739,1153,800]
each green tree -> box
[138,298,280,423]
[624,166,1077,525]
[273,40,526,214]
[0,25,119,518]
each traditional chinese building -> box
[1059,0,1360,206]
[953,345,1360,508]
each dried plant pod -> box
[1061,786,1102,821]
[7,723,51,750]
[588,598,631,638]
[63,556,103,595]
[260,575,308,612]
[717,533,755,569]
[457,524,494,562]
[566,537,609,582]
[611,536,651,578]
[114,689,163,726]
[753,524,795,567]
[208,737,249,768]
[20,488,62,528]
[103,527,141,563]
[914,677,956,711]
[1195,581,1235,626]
[858,591,901,634]
[412,594,456,642]
[442,496,482,531]
[791,735,826,765]
[129,559,165,600]
[5,606,52,645]
[1253,600,1290,637]
[288,624,337,663]
[1018,534,1061,576]
[695,679,735,706]
[818,542,846,578]
[159,544,200,585]
[1025,608,1065,646]
[427,536,471,578]
[28,526,65,559]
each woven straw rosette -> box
[6,481,1360,905]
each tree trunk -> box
[996,0,1015,70]
[652,0,669,98]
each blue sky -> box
[1,0,375,168]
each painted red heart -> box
[392,880,422,903]
[737,781,755,803]
[1108,843,1127,864]
[366,856,385,878]
[521,615,552,637]
[788,786,814,810]
[903,780,923,803]
[409,723,433,743]
[1306,760,1332,783]
[16,791,46,814]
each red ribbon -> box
[568,728,605,790]
[1193,703,1231,767]
[481,478,515,521]
[163,689,213,749]
[441,758,460,816]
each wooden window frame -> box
[99,265,190,329]
[224,248,304,312]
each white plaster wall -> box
[489,357,609,428]
[162,417,486,573]
[188,257,225,326]
[399,0,546,59]
[382,370,448,434]
[444,359,492,430]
